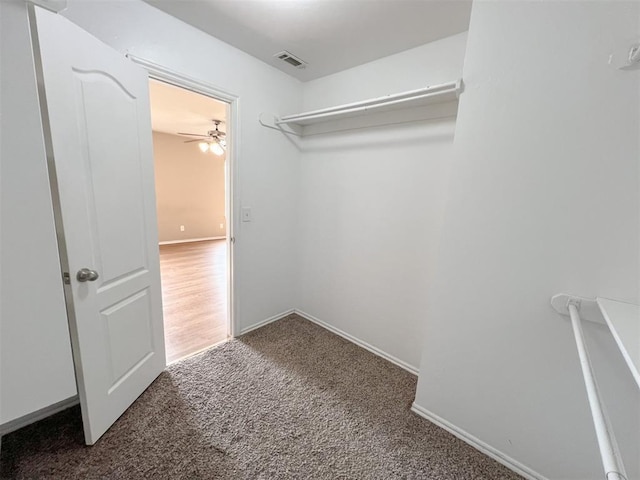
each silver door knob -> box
[76,268,99,282]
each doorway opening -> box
[148,78,232,364]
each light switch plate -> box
[241,207,252,222]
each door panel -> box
[75,71,149,283]
[102,289,154,388]
[31,6,165,444]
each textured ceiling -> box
[144,0,472,82]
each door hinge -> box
[63,272,71,285]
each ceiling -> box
[148,79,227,137]
[144,0,472,82]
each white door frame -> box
[128,55,239,339]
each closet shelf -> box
[596,297,640,389]
[552,293,640,390]
[551,293,633,479]
[276,80,463,127]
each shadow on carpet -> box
[1,315,522,479]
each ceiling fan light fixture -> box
[182,121,226,155]
[210,142,224,156]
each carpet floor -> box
[1,315,522,479]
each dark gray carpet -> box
[1,315,522,479]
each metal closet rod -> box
[276,80,462,126]
[567,301,627,480]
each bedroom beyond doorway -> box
[148,78,231,363]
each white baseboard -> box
[294,309,419,375]
[239,308,295,335]
[0,396,79,436]
[410,403,547,480]
[159,236,225,245]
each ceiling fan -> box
[178,119,227,155]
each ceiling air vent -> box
[274,51,307,69]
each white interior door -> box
[31,6,166,444]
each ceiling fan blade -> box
[177,132,208,137]
[184,139,205,143]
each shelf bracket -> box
[258,112,302,137]
[550,293,604,325]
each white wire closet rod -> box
[552,295,628,480]
[276,80,463,127]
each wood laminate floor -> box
[159,240,228,364]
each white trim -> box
[159,236,225,245]
[294,309,419,375]
[126,55,239,104]
[127,55,240,338]
[410,403,548,480]
[0,396,79,436]
[239,309,295,335]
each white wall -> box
[0,0,77,425]
[153,131,227,242]
[62,0,304,332]
[414,2,640,479]
[302,33,468,112]
[296,33,468,370]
